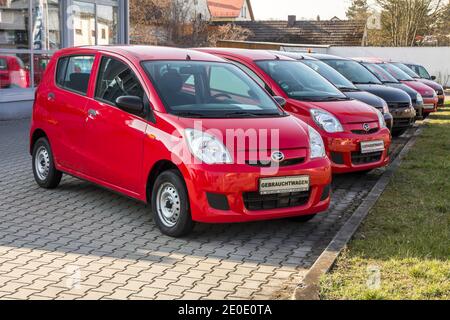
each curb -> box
[293,124,425,300]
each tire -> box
[289,214,317,223]
[151,169,194,237]
[32,137,62,189]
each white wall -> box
[329,46,450,87]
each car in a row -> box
[29,46,439,237]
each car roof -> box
[194,47,294,61]
[305,53,348,60]
[55,45,226,63]
[270,51,318,61]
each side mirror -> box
[116,96,144,115]
[273,96,287,108]
[431,75,436,81]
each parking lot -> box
[0,118,415,300]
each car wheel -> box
[151,169,194,237]
[289,214,317,223]
[32,137,62,189]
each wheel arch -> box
[30,128,48,155]
[146,160,182,204]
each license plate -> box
[423,104,435,110]
[361,140,385,154]
[259,176,310,195]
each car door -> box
[50,54,96,172]
[83,55,148,195]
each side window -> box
[209,65,251,97]
[95,56,144,105]
[228,60,274,95]
[56,56,95,95]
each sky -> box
[251,0,353,20]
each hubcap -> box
[156,183,181,228]
[35,146,50,181]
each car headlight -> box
[310,109,343,133]
[416,93,423,104]
[375,108,387,129]
[185,129,232,164]
[381,100,390,114]
[308,126,326,159]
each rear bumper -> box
[323,129,391,174]
[182,159,332,223]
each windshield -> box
[256,60,347,101]
[378,63,414,81]
[392,63,420,78]
[322,59,382,85]
[301,60,357,90]
[362,63,399,83]
[142,61,284,118]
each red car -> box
[374,62,438,116]
[0,55,30,88]
[196,48,392,174]
[30,46,332,237]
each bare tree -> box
[347,0,370,21]
[376,0,445,46]
[208,24,254,46]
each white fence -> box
[328,47,450,88]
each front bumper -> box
[182,159,332,223]
[388,106,416,130]
[437,95,445,107]
[323,128,391,174]
[423,97,438,114]
[384,113,394,131]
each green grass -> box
[320,101,450,300]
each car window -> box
[363,63,399,83]
[323,59,382,85]
[256,60,347,101]
[301,60,357,90]
[417,66,431,79]
[95,56,144,105]
[142,61,283,118]
[228,60,268,88]
[0,58,7,70]
[56,55,95,95]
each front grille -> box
[393,118,413,128]
[351,151,383,165]
[246,157,305,168]
[243,191,310,211]
[388,102,411,110]
[331,152,344,165]
[351,128,379,135]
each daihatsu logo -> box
[271,151,285,163]
[363,123,371,132]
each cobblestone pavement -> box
[0,119,415,300]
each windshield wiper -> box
[173,112,209,118]
[354,81,381,85]
[339,87,360,92]
[223,111,283,118]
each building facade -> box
[0,0,129,119]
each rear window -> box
[56,55,95,95]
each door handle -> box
[47,92,55,101]
[88,109,98,117]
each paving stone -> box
[0,119,410,300]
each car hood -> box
[288,98,379,124]
[401,80,435,96]
[384,83,418,100]
[162,113,310,150]
[355,84,411,104]
[417,78,443,91]
[344,90,386,109]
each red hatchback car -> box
[374,62,438,116]
[196,48,392,174]
[30,46,332,237]
[0,55,30,88]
